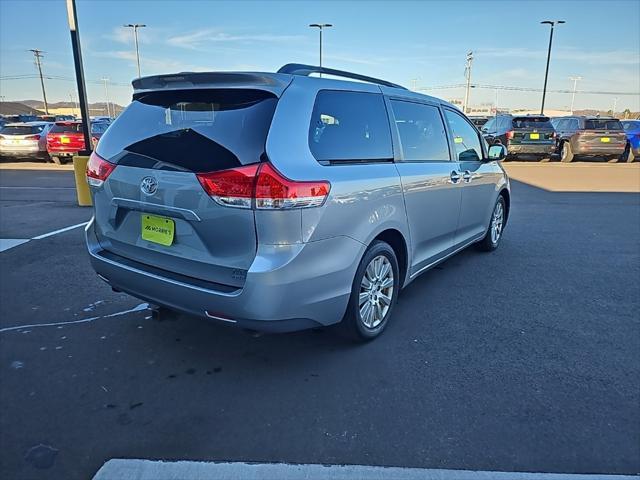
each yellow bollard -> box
[73,155,93,207]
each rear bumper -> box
[507,143,555,155]
[47,149,79,157]
[86,218,365,332]
[0,145,44,156]
[573,143,626,156]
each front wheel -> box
[341,241,400,342]
[477,196,506,252]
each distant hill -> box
[19,100,125,116]
[0,102,44,116]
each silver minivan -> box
[86,64,510,341]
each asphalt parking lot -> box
[0,164,639,480]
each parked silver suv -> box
[86,64,510,341]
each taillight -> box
[86,151,115,187]
[551,132,557,139]
[196,162,330,210]
[25,135,41,140]
[506,131,514,140]
[196,164,259,208]
[254,162,330,209]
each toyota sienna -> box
[86,64,510,341]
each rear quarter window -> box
[309,90,392,163]
[96,89,277,172]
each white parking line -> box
[0,221,89,252]
[0,239,30,252]
[92,460,638,480]
[31,221,88,240]
[0,303,149,334]
[0,186,75,190]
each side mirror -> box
[487,143,507,161]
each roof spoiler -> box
[131,72,292,97]
[278,63,407,90]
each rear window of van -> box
[96,89,277,172]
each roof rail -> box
[277,63,407,90]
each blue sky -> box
[1,0,638,111]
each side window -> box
[556,119,567,130]
[571,119,580,130]
[444,109,483,162]
[390,100,450,162]
[309,90,393,162]
[500,116,512,131]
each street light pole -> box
[123,23,146,78]
[65,0,92,154]
[569,75,582,114]
[540,20,565,115]
[309,23,332,77]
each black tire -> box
[340,240,400,342]
[560,141,574,163]
[51,155,62,165]
[477,195,506,252]
[621,144,635,163]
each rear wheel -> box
[560,142,574,163]
[477,196,506,252]
[51,155,62,165]
[341,241,400,342]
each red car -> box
[46,121,110,164]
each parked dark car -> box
[481,114,556,160]
[554,116,627,162]
[621,120,640,163]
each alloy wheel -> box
[359,255,394,329]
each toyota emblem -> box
[140,176,158,195]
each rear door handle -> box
[462,170,472,183]
[449,171,461,184]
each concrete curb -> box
[92,460,639,480]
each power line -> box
[0,74,130,86]
[418,83,638,96]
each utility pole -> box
[410,78,419,91]
[463,51,473,114]
[101,77,112,118]
[66,0,92,154]
[569,75,582,114]
[540,20,565,114]
[309,23,332,77]
[612,97,619,116]
[29,49,49,114]
[123,24,146,78]
[69,91,79,117]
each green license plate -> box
[141,214,175,246]
[529,133,540,140]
